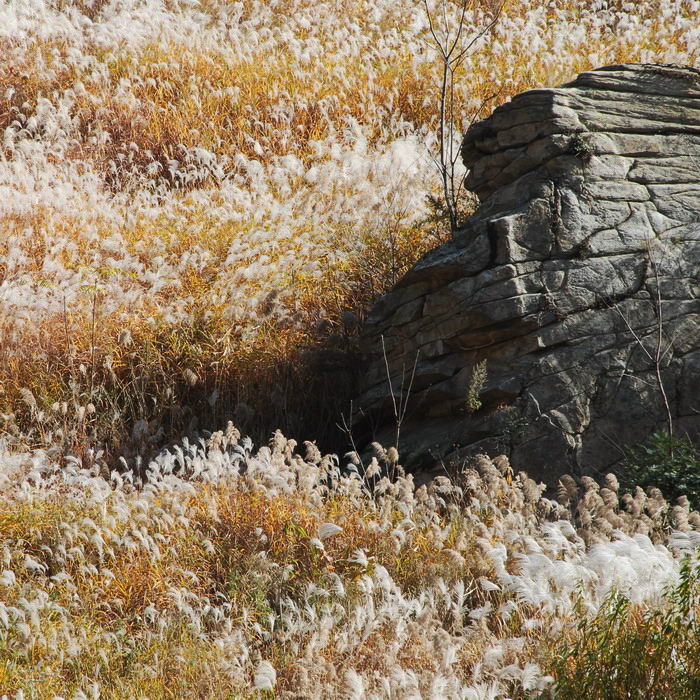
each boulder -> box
[355,64,700,484]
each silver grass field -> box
[1,0,700,697]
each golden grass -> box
[1,0,698,462]
[1,420,697,696]
[0,467,472,694]
[1,6,697,693]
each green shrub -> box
[548,556,700,700]
[622,431,700,509]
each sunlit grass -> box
[1,426,698,696]
[1,4,699,691]
[1,0,697,458]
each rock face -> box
[355,64,700,484]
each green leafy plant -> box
[549,555,700,700]
[567,132,593,163]
[622,431,700,509]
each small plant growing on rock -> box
[465,359,488,413]
[568,133,593,163]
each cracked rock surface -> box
[355,64,700,484]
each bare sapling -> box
[422,0,503,236]
[613,239,679,438]
[338,399,365,471]
[381,335,419,453]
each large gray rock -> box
[355,64,700,484]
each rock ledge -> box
[355,64,700,483]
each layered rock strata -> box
[355,64,700,483]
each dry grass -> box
[1,427,698,697]
[0,6,699,691]
[1,0,698,461]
